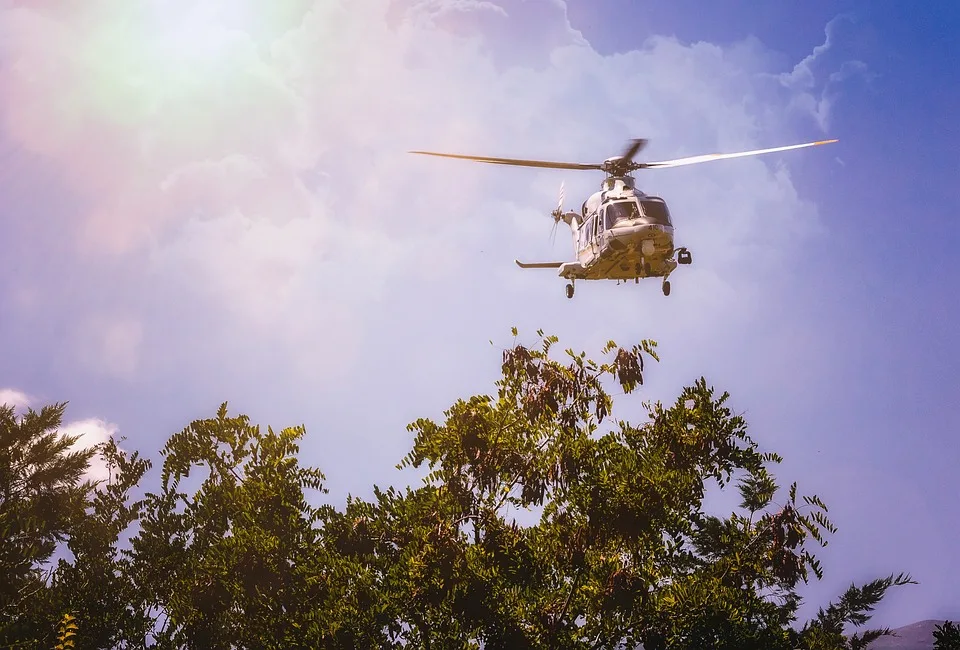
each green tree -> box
[130,405,347,649]
[0,402,96,646]
[48,437,154,648]
[935,621,960,650]
[335,330,915,649]
[10,330,920,648]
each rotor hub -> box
[600,156,633,176]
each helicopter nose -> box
[608,237,628,251]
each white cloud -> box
[772,14,871,131]
[58,417,119,483]
[410,0,509,20]
[0,0,869,470]
[0,389,117,483]
[0,388,31,411]
[0,0,863,486]
[72,314,144,379]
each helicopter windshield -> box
[638,198,671,226]
[603,201,640,228]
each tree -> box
[0,402,97,646]
[129,405,345,649]
[935,621,960,650]
[8,330,918,648]
[331,330,915,649]
[47,437,154,648]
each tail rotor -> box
[550,181,564,245]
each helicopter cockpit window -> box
[638,199,672,226]
[604,201,640,229]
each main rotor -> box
[599,138,648,177]
[408,136,838,181]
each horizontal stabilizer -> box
[515,260,564,269]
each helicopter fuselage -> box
[558,176,680,282]
[570,218,676,281]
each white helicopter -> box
[410,137,837,298]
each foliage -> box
[130,404,335,648]
[793,573,917,650]
[0,402,96,646]
[54,613,77,650]
[49,437,154,648]
[1,330,922,648]
[380,330,911,649]
[935,621,960,650]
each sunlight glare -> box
[145,0,259,65]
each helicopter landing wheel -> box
[662,280,671,297]
[565,283,575,299]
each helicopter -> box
[410,137,837,298]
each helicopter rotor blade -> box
[620,138,648,163]
[408,150,602,171]
[637,139,838,169]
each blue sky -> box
[1,0,957,629]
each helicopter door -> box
[581,209,600,261]
[592,208,604,251]
[577,210,597,262]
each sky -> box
[1,0,958,629]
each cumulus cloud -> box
[772,14,872,131]
[58,417,119,483]
[0,388,117,483]
[73,313,144,378]
[395,0,587,68]
[0,0,861,468]
[0,387,31,411]
[410,0,509,20]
